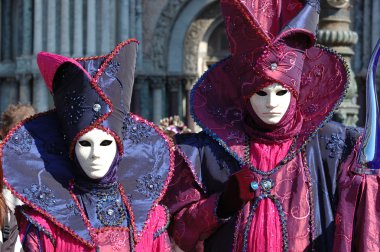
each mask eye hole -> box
[256,91,267,96]
[100,140,113,146]
[79,141,91,147]
[276,90,288,96]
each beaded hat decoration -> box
[37,39,138,156]
[190,0,349,162]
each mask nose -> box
[91,146,102,159]
[266,93,278,108]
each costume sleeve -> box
[162,150,224,251]
[333,133,380,251]
[16,206,56,252]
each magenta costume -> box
[0,40,174,251]
[163,0,380,251]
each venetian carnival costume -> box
[163,0,380,251]
[0,40,175,251]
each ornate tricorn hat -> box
[37,39,138,156]
[190,0,349,163]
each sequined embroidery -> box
[66,202,81,216]
[7,128,33,154]
[105,60,120,78]
[136,173,163,199]
[23,184,57,209]
[63,91,86,125]
[323,133,346,158]
[122,116,153,144]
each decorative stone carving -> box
[326,0,350,8]
[319,0,359,126]
[152,0,189,72]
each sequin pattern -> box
[7,128,33,154]
[122,116,153,144]
[136,173,163,199]
[63,91,86,125]
[323,133,346,158]
[23,184,57,209]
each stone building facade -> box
[0,0,379,128]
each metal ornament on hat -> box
[357,38,380,173]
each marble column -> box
[1,0,12,61]
[60,0,70,55]
[22,0,32,56]
[129,0,136,37]
[0,78,18,113]
[18,74,32,103]
[167,76,181,116]
[86,0,96,56]
[319,0,359,126]
[47,0,56,52]
[184,76,197,131]
[135,0,143,68]
[33,0,48,112]
[131,75,144,115]
[101,0,110,53]
[73,0,83,57]
[150,77,165,124]
[118,0,130,41]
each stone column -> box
[18,74,32,104]
[33,0,48,112]
[60,0,70,55]
[167,76,181,116]
[47,0,56,52]
[183,76,197,131]
[118,0,130,41]
[135,0,143,68]
[1,0,12,61]
[0,78,18,113]
[101,0,110,53]
[150,77,165,124]
[319,0,359,126]
[129,0,136,37]
[86,0,96,56]
[73,0,83,57]
[22,0,33,56]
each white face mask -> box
[74,128,117,179]
[249,83,291,125]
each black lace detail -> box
[136,173,163,199]
[105,60,120,78]
[305,0,320,13]
[323,133,346,159]
[23,184,57,209]
[63,91,86,125]
[7,128,33,154]
[122,116,153,144]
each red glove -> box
[217,168,256,218]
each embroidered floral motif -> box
[23,184,57,208]
[122,116,153,144]
[7,128,33,154]
[105,60,120,78]
[324,133,346,158]
[90,183,127,227]
[136,173,163,199]
[66,202,81,216]
[64,91,86,125]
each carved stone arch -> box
[165,0,219,74]
[151,0,190,74]
[182,3,223,75]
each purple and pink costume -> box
[163,0,380,251]
[0,40,174,251]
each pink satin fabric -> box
[17,205,171,252]
[246,140,292,252]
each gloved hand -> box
[216,168,256,218]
